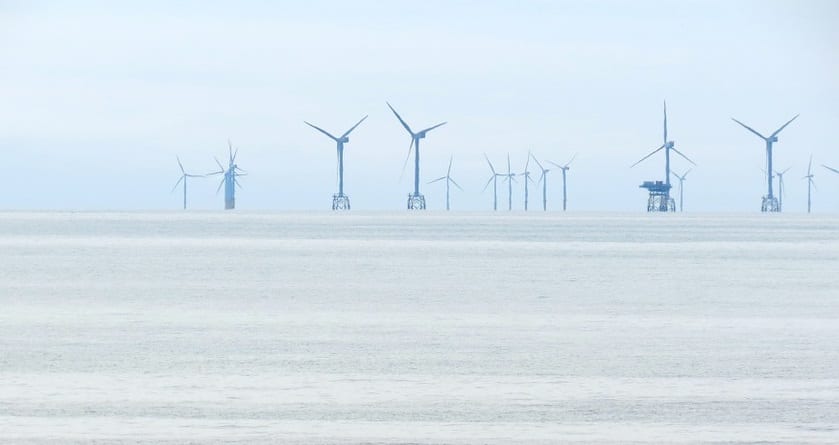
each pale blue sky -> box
[2,0,838,211]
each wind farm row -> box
[172,101,839,213]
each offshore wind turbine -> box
[548,153,577,212]
[304,115,368,210]
[804,155,816,213]
[499,154,517,211]
[529,153,554,211]
[482,153,501,211]
[732,114,799,212]
[670,169,691,212]
[428,156,463,211]
[774,166,791,211]
[387,102,447,210]
[171,156,205,210]
[209,140,246,210]
[632,101,695,212]
[520,152,535,211]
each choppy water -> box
[1,212,838,444]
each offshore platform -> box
[632,101,695,212]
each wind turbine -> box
[804,155,815,213]
[304,115,368,210]
[670,169,691,212]
[209,140,246,210]
[548,153,577,212]
[632,101,695,212]
[732,114,799,212]
[520,152,535,211]
[387,102,447,210]
[529,153,554,211]
[499,154,517,211]
[774,166,791,211]
[482,153,501,211]
[428,156,463,211]
[171,156,205,210]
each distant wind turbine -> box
[387,102,447,210]
[774,166,791,211]
[548,153,577,212]
[209,140,246,210]
[804,155,816,213]
[482,153,501,211]
[520,152,535,211]
[499,154,517,211]
[304,114,368,210]
[529,153,555,211]
[171,156,205,210]
[732,114,799,212]
[670,169,691,212]
[428,156,463,211]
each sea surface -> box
[1,211,838,444]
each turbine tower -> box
[804,155,815,213]
[304,115,368,210]
[548,153,577,212]
[732,114,799,212]
[499,154,517,211]
[520,153,535,211]
[670,169,691,212]
[171,156,205,210]
[210,140,246,210]
[632,101,695,212]
[387,102,447,210]
[482,154,501,211]
[774,166,791,211]
[529,153,554,211]
[428,156,463,211]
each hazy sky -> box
[2,0,838,211]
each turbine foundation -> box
[407,193,426,210]
[640,181,675,212]
[761,196,780,213]
[332,194,351,211]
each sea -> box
[1,211,838,444]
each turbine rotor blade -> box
[671,147,697,165]
[770,114,800,138]
[171,176,184,193]
[731,118,768,140]
[529,152,545,172]
[630,144,665,168]
[428,176,447,184]
[546,160,562,169]
[565,152,578,167]
[447,156,453,176]
[176,156,185,174]
[822,164,839,175]
[386,102,414,135]
[484,153,496,174]
[808,155,813,175]
[341,115,369,139]
[420,121,447,133]
[399,138,414,181]
[216,177,225,194]
[449,178,464,191]
[482,176,494,192]
[215,157,225,172]
[304,121,339,141]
